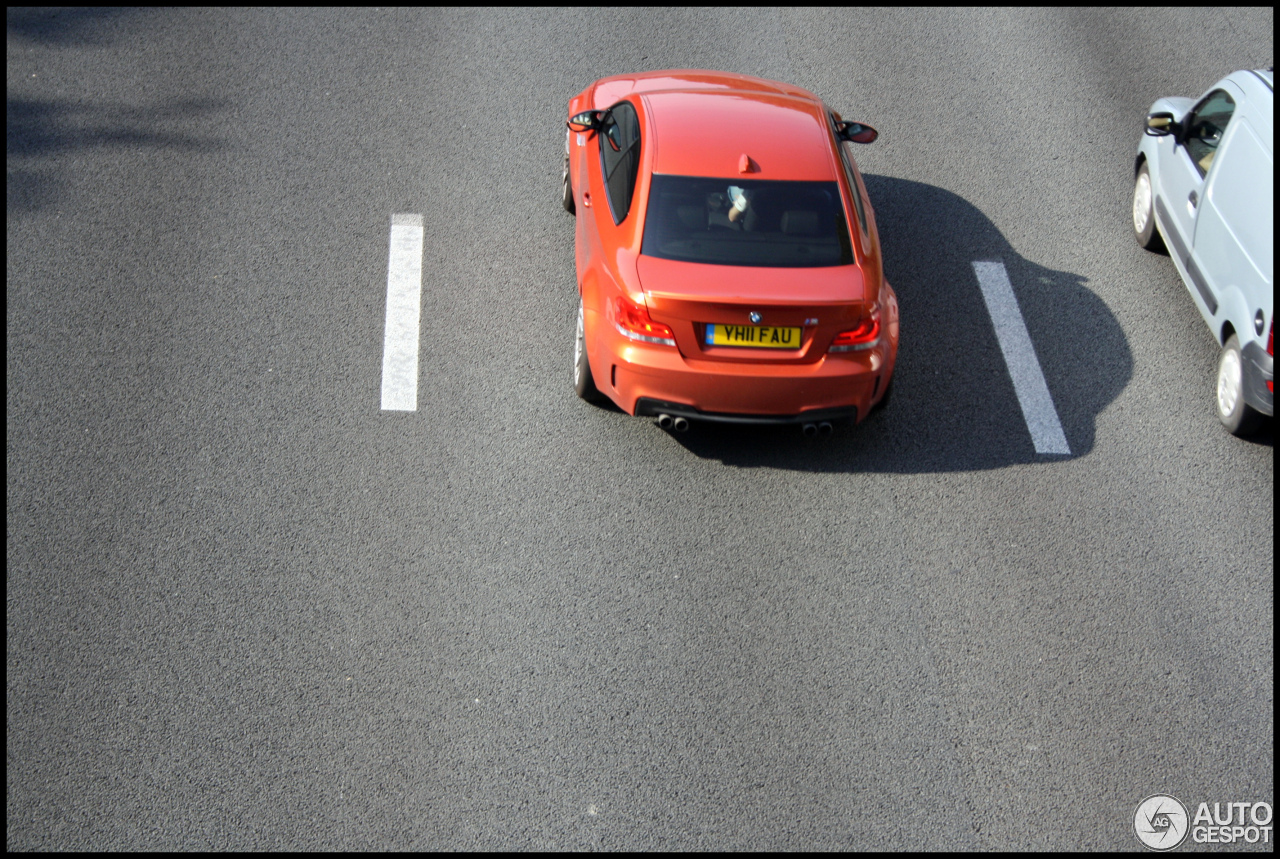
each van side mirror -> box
[1145,112,1179,137]
[567,110,604,133]
[835,120,878,144]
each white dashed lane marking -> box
[972,260,1071,455]
[381,214,424,411]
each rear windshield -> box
[641,174,854,267]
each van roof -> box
[1230,69,1273,148]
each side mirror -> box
[836,120,878,144]
[567,110,604,133]
[1144,111,1178,137]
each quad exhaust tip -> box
[802,421,834,438]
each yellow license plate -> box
[705,323,802,349]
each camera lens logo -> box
[1135,795,1189,850]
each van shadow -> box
[665,175,1132,472]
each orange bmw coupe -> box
[563,70,898,436]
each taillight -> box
[829,305,881,352]
[1268,319,1274,394]
[613,294,675,346]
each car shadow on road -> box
[663,175,1133,473]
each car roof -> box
[588,70,840,182]
[591,69,821,106]
[643,88,838,182]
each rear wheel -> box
[1132,163,1165,252]
[562,129,575,214]
[875,373,893,411]
[1216,334,1264,436]
[574,301,605,403]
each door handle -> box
[1188,190,1198,208]
[582,192,592,207]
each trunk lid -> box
[637,255,871,363]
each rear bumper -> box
[635,398,858,426]
[1242,339,1274,417]
[593,326,892,424]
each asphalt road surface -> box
[7,7,1273,850]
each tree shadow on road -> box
[7,9,228,213]
[6,96,230,213]
[6,7,141,46]
[662,175,1133,472]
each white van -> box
[1132,68,1273,436]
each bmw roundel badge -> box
[749,311,762,324]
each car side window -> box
[837,142,868,237]
[599,101,641,225]
[1183,90,1236,178]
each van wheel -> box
[1216,334,1264,436]
[1132,163,1165,253]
